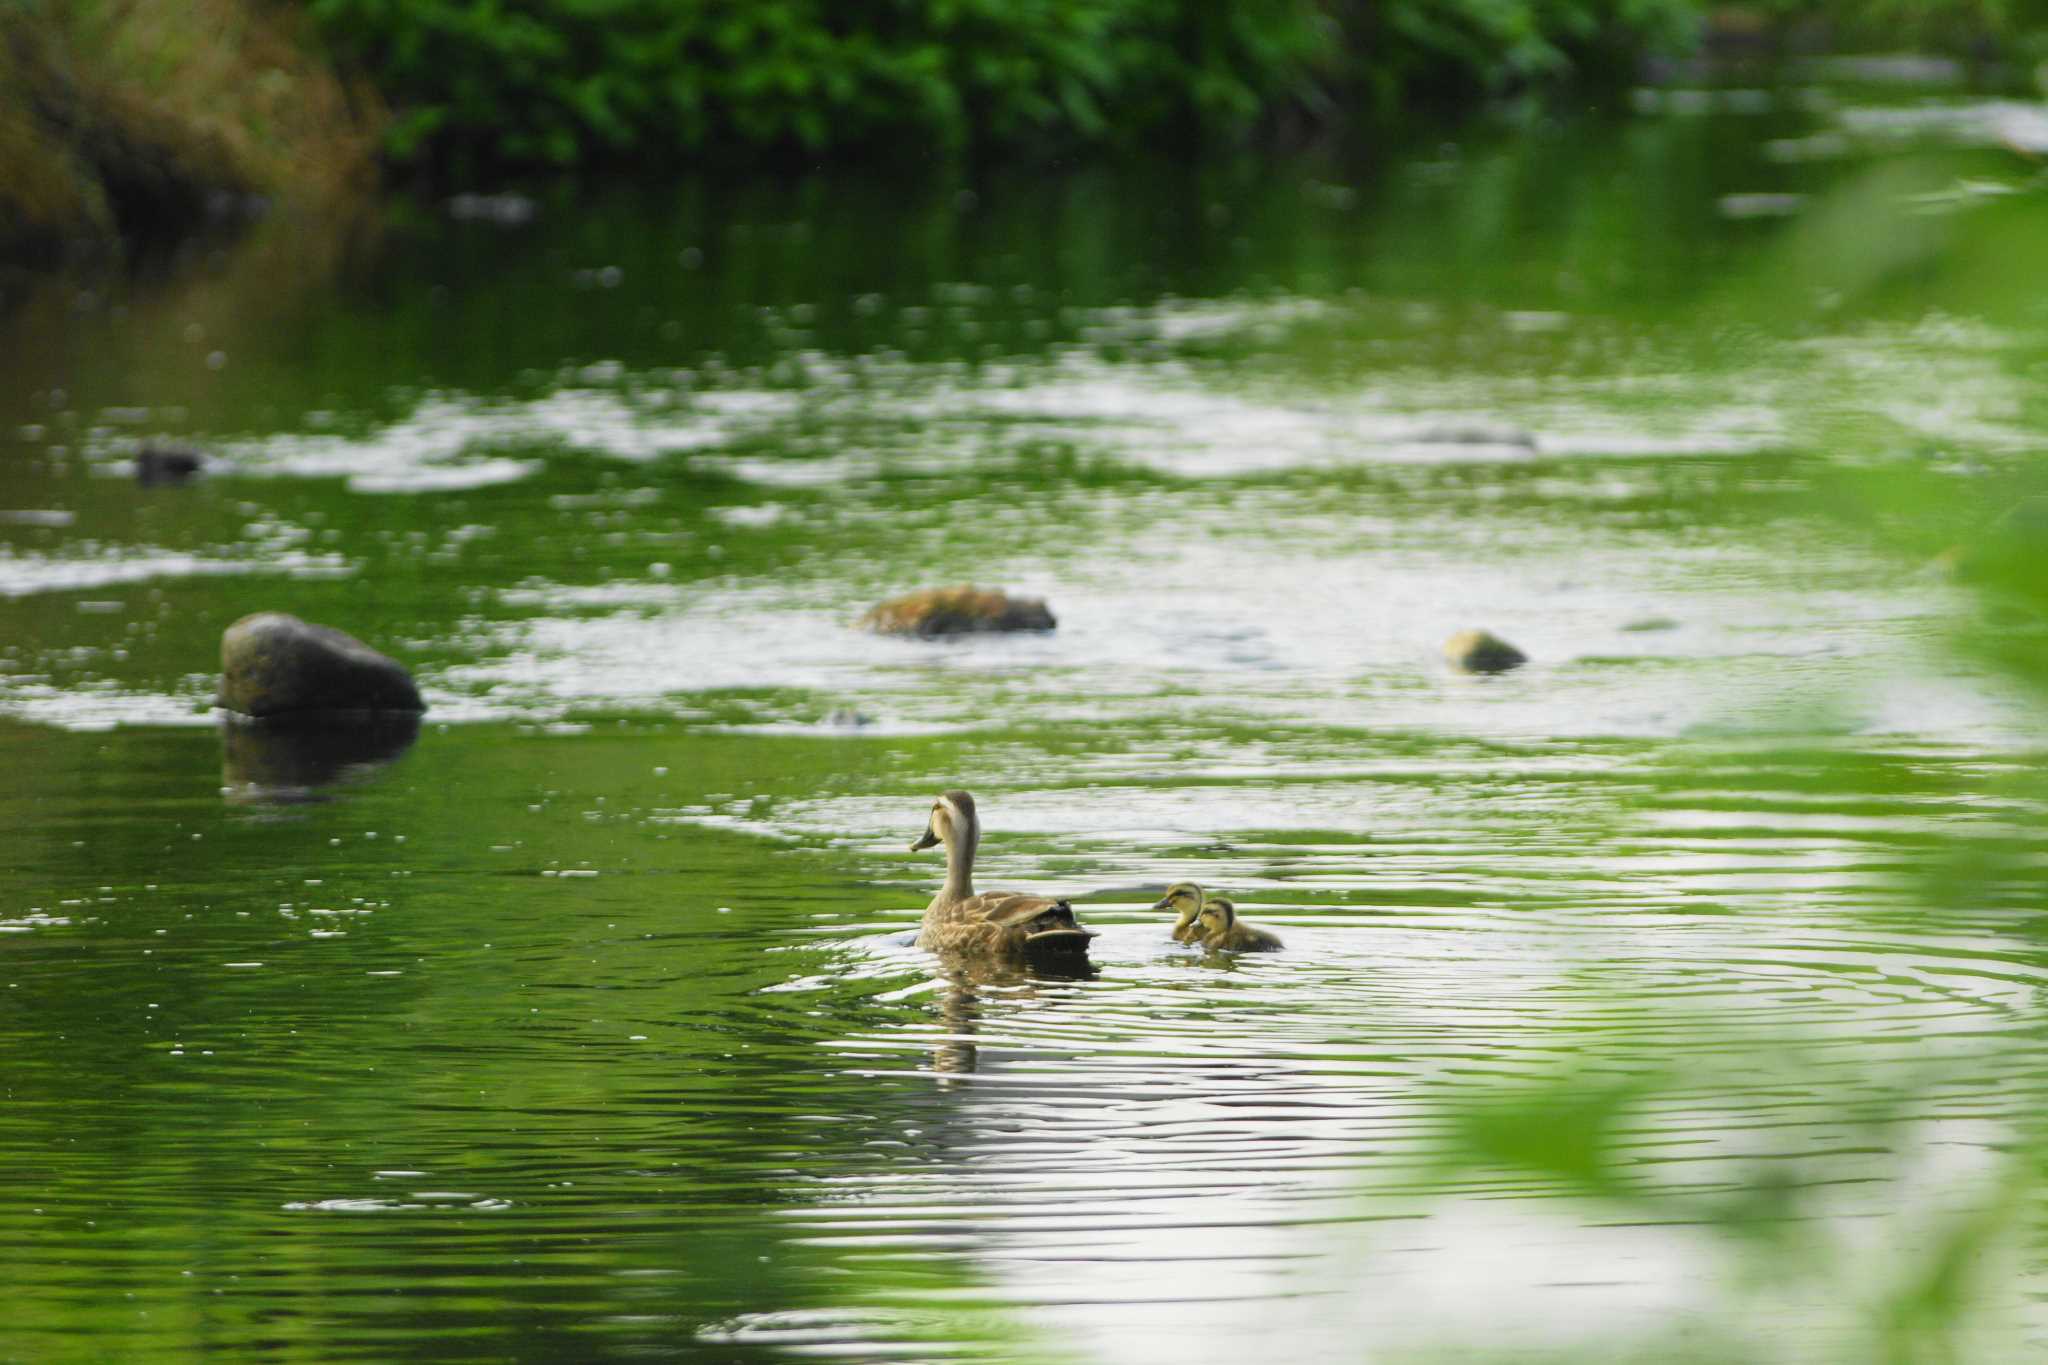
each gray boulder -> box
[219,612,425,717]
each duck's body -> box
[912,790,1095,960]
[1153,882,1206,943]
[1193,896,1283,952]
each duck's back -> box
[1221,920,1284,952]
[919,891,1076,951]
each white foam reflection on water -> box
[446,534,2027,748]
[0,546,347,599]
[16,304,2035,750]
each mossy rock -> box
[219,612,425,717]
[1444,628,1527,674]
[858,587,1056,638]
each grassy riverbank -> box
[0,0,379,266]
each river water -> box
[4,77,2048,1362]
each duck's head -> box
[910,789,978,853]
[1151,881,1205,931]
[1194,896,1236,943]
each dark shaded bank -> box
[4,0,1704,270]
[6,0,2047,273]
[0,0,380,269]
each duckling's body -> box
[912,790,1095,961]
[1193,896,1283,952]
[1153,882,1206,942]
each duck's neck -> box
[941,823,978,901]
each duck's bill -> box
[1149,895,1174,910]
[909,823,941,852]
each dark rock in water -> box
[859,586,1056,638]
[1444,628,1527,674]
[136,443,204,484]
[821,707,874,729]
[219,612,425,717]
[221,710,421,805]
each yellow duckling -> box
[1152,882,1207,942]
[1193,896,1283,952]
[910,789,1095,961]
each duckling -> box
[910,789,1095,961]
[1151,881,1207,942]
[1192,896,1283,952]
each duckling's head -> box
[1151,881,1205,930]
[1195,896,1236,942]
[910,789,978,853]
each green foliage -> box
[305,0,1301,169]
[1754,0,2048,52]
[303,0,1700,172]
[1344,0,1700,110]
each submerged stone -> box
[219,612,425,717]
[859,587,1056,638]
[1444,628,1527,674]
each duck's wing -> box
[1235,922,1284,951]
[961,892,1072,927]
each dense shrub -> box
[307,0,1318,168]
[305,0,1702,173]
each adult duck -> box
[911,789,1095,961]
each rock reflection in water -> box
[219,711,421,805]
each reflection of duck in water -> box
[910,790,1095,962]
[1193,896,1283,952]
[929,955,1095,1075]
[1152,881,1207,942]
[933,969,984,1076]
